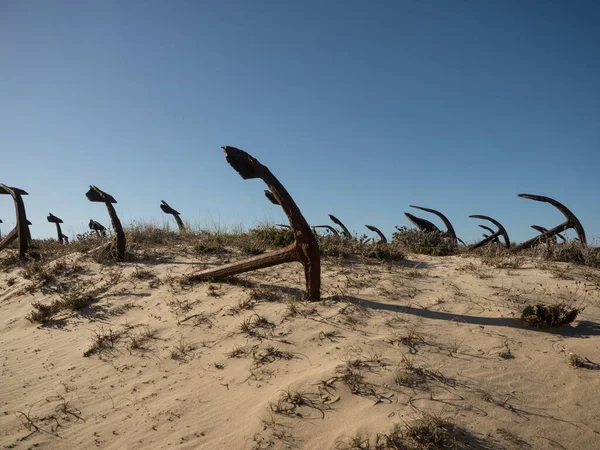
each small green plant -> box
[521,303,580,327]
[569,353,585,368]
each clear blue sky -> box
[1,1,599,244]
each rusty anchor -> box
[469,215,510,249]
[478,224,500,244]
[86,186,126,261]
[312,225,340,236]
[190,146,321,300]
[89,219,107,237]
[365,225,387,243]
[531,225,566,243]
[0,184,30,259]
[406,205,461,245]
[514,194,586,250]
[328,214,352,239]
[160,200,185,232]
[404,212,440,233]
[47,213,68,244]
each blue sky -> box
[1,1,599,244]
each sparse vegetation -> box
[83,326,123,357]
[335,412,478,449]
[392,227,457,256]
[170,336,196,361]
[521,303,580,328]
[2,220,600,449]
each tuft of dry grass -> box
[83,326,123,357]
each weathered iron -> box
[0,184,30,259]
[478,225,500,244]
[530,225,565,244]
[89,219,107,237]
[365,225,387,243]
[404,212,440,233]
[47,213,66,244]
[312,225,340,236]
[328,214,351,239]
[160,200,185,232]
[408,205,460,244]
[264,190,280,205]
[469,215,510,249]
[86,186,126,261]
[190,146,321,300]
[515,194,586,250]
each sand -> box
[1,248,600,449]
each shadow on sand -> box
[340,296,600,337]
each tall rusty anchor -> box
[469,215,510,249]
[328,214,352,239]
[0,184,30,259]
[365,225,387,243]
[160,200,185,232]
[47,213,68,244]
[312,225,339,236]
[404,213,440,233]
[86,186,126,261]
[191,146,321,300]
[406,205,462,245]
[514,194,586,250]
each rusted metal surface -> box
[365,225,387,243]
[86,185,126,261]
[409,205,459,244]
[160,200,185,232]
[328,214,351,239]
[25,220,32,242]
[312,225,339,236]
[404,212,440,233]
[47,213,66,244]
[264,190,280,205]
[89,220,107,237]
[478,225,500,244]
[191,146,320,300]
[530,225,565,244]
[515,194,586,250]
[469,215,510,249]
[0,184,30,259]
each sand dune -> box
[1,247,600,449]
